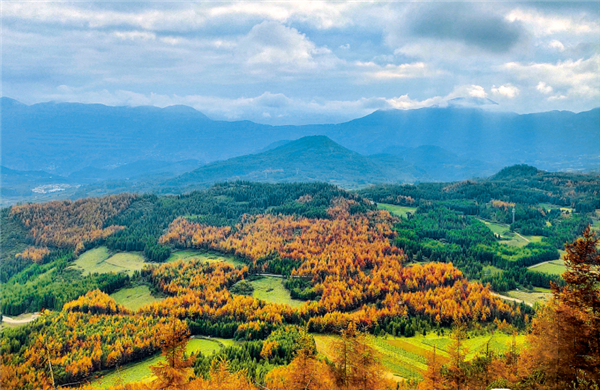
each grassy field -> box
[166,249,245,267]
[314,332,525,381]
[476,218,546,248]
[69,247,146,276]
[476,219,529,247]
[591,210,600,234]
[377,203,417,218]
[251,276,304,308]
[506,287,552,306]
[528,260,566,275]
[482,265,504,278]
[110,285,164,312]
[91,338,234,388]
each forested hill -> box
[159,135,425,191]
[359,164,600,213]
[1,172,599,389]
[3,97,599,176]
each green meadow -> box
[528,260,566,275]
[69,247,145,276]
[377,203,417,218]
[110,285,164,312]
[166,249,245,267]
[506,287,552,306]
[91,338,235,389]
[250,276,304,308]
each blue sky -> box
[2,1,599,124]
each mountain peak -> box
[1,97,27,109]
[161,105,210,119]
[492,164,540,180]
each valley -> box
[1,169,598,390]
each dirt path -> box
[491,293,532,307]
[2,313,40,325]
[528,260,559,269]
[514,232,530,243]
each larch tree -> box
[528,226,600,389]
[445,322,468,390]
[150,319,195,390]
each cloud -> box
[407,4,524,53]
[112,31,156,41]
[356,61,444,80]
[536,82,553,94]
[465,85,488,98]
[37,88,456,125]
[3,2,599,119]
[2,2,356,31]
[506,8,599,36]
[491,84,520,98]
[503,55,600,99]
[240,22,336,71]
[548,39,565,51]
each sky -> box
[2,1,599,125]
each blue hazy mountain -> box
[160,135,425,191]
[2,97,599,178]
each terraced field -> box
[69,247,146,276]
[314,333,525,381]
[91,338,235,389]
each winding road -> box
[2,313,40,325]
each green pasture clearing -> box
[506,287,552,306]
[377,203,417,218]
[166,249,245,267]
[482,265,504,278]
[591,210,600,233]
[250,277,304,308]
[528,260,566,275]
[476,218,530,247]
[91,337,232,389]
[69,247,145,276]
[110,285,163,312]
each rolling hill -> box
[161,135,422,191]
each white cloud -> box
[112,31,156,41]
[357,61,443,80]
[491,84,520,98]
[536,82,553,94]
[506,9,598,36]
[39,88,454,124]
[466,85,487,98]
[548,39,565,51]
[2,2,357,31]
[503,55,600,99]
[241,22,335,71]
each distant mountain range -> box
[1,97,599,205]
